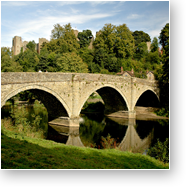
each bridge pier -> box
[49,117,80,127]
[105,110,136,119]
[128,110,136,119]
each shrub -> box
[100,134,119,149]
[147,138,169,163]
[155,107,169,117]
[3,104,44,138]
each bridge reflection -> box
[48,116,154,153]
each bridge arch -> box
[77,84,130,116]
[134,88,160,109]
[1,84,72,119]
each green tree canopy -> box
[56,52,88,73]
[151,37,159,52]
[51,23,64,39]
[1,47,22,72]
[158,23,169,109]
[50,23,80,51]
[62,23,80,51]
[132,30,151,47]
[78,29,93,48]
[13,48,40,72]
[41,38,68,54]
[134,42,148,60]
[26,40,36,51]
[93,23,134,72]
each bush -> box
[100,133,119,149]
[147,138,169,163]
[155,107,169,117]
[3,103,44,138]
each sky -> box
[1,0,169,48]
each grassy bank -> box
[1,127,169,169]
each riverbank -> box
[135,106,169,120]
[86,98,169,120]
[1,127,168,169]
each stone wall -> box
[1,73,159,119]
[12,36,49,55]
[12,36,23,55]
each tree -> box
[51,23,64,39]
[41,38,68,54]
[146,51,160,65]
[159,23,169,84]
[14,48,40,72]
[62,23,80,51]
[56,52,88,73]
[158,23,169,110]
[132,30,151,47]
[78,29,93,48]
[134,42,148,60]
[78,47,95,72]
[151,37,159,52]
[93,23,134,72]
[115,24,135,58]
[26,40,36,51]
[1,47,23,72]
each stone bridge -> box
[1,72,160,122]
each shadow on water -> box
[1,104,169,154]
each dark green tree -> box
[132,30,151,47]
[134,42,148,60]
[151,37,159,52]
[26,40,36,51]
[14,48,40,72]
[158,23,169,111]
[78,29,93,48]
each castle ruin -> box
[12,36,49,55]
[12,29,94,55]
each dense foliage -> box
[1,22,169,107]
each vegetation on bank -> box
[1,127,169,169]
[1,100,48,139]
[1,101,169,169]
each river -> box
[1,103,169,154]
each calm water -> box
[1,104,169,153]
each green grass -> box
[1,127,169,169]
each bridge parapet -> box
[1,72,73,84]
[1,72,160,120]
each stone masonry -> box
[1,73,159,121]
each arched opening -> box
[97,86,128,114]
[135,90,160,108]
[79,86,129,149]
[1,89,69,121]
[80,86,129,116]
[1,88,70,142]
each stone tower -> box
[12,36,23,55]
[37,38,49,54]
[88,36,94,49]
[146,42,151,52]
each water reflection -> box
[2,104,169,153]
[47,114,168,154]
[48,124,84,147]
